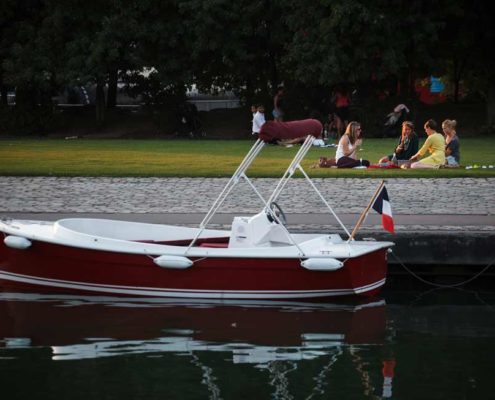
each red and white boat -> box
[0,120,393,299]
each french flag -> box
[372,186,395,233]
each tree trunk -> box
[268,50,280,93]
[0,85,8,107]
[399,67,415,100]
[453,79,460,104]
[452,55,468,104]
[95,81,106,126]
[107,69,118,108]
[487,83,495,128]
[15,85,37,110]
[0,69,6,107]
[244,77,254,106]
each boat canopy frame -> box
[185,134,352,254]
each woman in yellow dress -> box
[409,119,445,169]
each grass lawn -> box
[0,138,494,178]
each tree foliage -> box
[0,0,494,132]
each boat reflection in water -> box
[0,293,386,361]
[3,290,494,399]
[0,293,393,398]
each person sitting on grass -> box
[378,121,419,165]
[442,119,461,167]
[409,119,445,169]
[335,121,370,168]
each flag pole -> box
[348,179,385,242]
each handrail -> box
[185,132,352,256]
[185,139,265,253]
[264,135,351,241]
[297,165,352,238]
[265,136,314,205]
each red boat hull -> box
[0,240,388,299]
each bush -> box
[0,105,59,136]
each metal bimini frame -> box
[263,136,351,239]
[185,138,266,252]
[185,135,351,253]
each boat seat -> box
[199,242,229,248]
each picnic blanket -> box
[368,164,400,169]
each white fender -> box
[301,258,343,271]
[153,255,193,269]
[4,235,32,250]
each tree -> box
[2,0,495,133]
[0,0,17,107]
[451,0,495,127]
[126,0,192,104]
[1,0,55,109]
[47,0,141,124]
[0,0,65,134]
[427,0,495,127]
[177,0,289,106]
[282,1,443,94]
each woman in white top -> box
[335,121,369,168]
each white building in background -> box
[186,84,241,111]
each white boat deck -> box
[0,218,393,260]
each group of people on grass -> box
[340,118,460,169]
[252,106,460,169]
[251,89,460,169]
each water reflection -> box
[0,293,391,398]
[1,290,494,399]
[0,293,387,362]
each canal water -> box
[0,287,494,399]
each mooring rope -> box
[408,286,494,309]
[389,250,495,289]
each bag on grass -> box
[318,157,337,168]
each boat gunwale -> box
[0,218,393,260]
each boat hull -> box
[0,239,388,299]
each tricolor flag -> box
[372,186,395,233]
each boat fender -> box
[4,235,32,250]
[301,258,343,271]
[153,255,193,269]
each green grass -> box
[0,138,494,178]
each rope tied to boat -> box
[389,250,495,289]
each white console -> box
[228,212,291,248]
